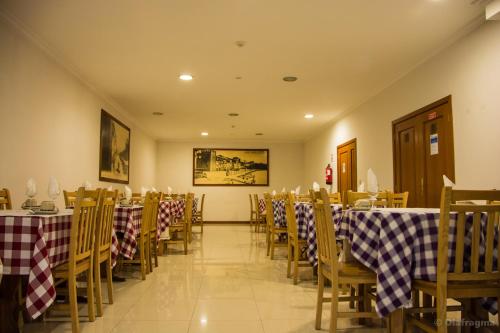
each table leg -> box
[0,275,21,333]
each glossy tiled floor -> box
[24,225,386,333]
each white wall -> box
[156,141,304,221]
[0,16,156,208]
[304,20,500,192]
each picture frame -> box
[99,109,130,184]
[193,148,269,186]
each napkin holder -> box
[353,199,371,210]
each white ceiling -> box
[0,0,486,142]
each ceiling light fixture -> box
[255,133,264,136]
[201,132,208,136]
[228,113,239,117]
[152,112,163,116]
[179,74,193,81]
[283,76,298,82]
[304,114,314,119]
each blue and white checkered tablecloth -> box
[339,208,499,318]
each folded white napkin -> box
[151,187,157,192]
[312,182,320,192]
[272,190,276,196]
[124,186,132,200]
[167,186,172,195]
[26,178,37,198]
[367,168,378,194]
[290,190,295,195]
[141,186,148,197]
[443,175,455,187]
[281,187,286,193]
[295,186,301,195]
[107,185,113,191]
[83,180,92,190]
[357,181,365,192]
[48,177,61,200]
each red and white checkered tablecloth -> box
[0,210,72,319]
[158,200,185,232]
[111,205,143,265]
[258,199,266,214]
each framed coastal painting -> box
[193,148,269,186]
[99,109,130,184]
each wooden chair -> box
[344,190,389,209]
[130,193,143,205]
[263,192,288,259]
[253,194,266,232]
[193,194,205,233]
[389,191,409,208]
[167,193,193,255]
[0,188,12,210]
[119,192,153,280]
[405,187,500,333]
[284,193,311,284]
[296,194,312,202]
[185,193,195,243]
[328,192,342,204]
[249,194,257,228]
[63,190,77,208]
[148,192,161,271]
[314,188,379,333]
[53,187,102,333]
[94,189,118,317]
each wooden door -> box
[393,96,455,208]
[337,139,357,196]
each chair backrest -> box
[63,190,78,208]
[284,193,298,239]
[149,192,161,233]
[140,192,153,240]
[0,188,12,210]
[95,190,118,255]
[296,194,312,202]
[344,190,389,209]
[313,188,339,276]
[390,191,409,208]
[263,192,275,228]
[438,187,500,287]
[200,194,206,213]
[253,194,262,219]
[249,194,254,214]
[328,192,342,204]
[184,193,194,226]
[131,193,143,205]
[70,187,102,266]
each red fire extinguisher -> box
[325,164,333,185]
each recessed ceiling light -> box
[201,132,208,136]
[179,74,193,81]
[283,76,298,82]
[152,112,163,116]
[228,113,239,117]
[235,76,242,80]
[255,133,264,136]
[235,41,246,48]
[304,114,314,119]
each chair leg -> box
[287,242,292,278]
[87,263,95,322]
[315,268,325,330]
[68,275,79,333]
[153,238,158,268]
[436,292,447,333]
[183,228,188,255]
[140,241,146,280]
[266,228,271,256]
[94,259,103,317]
[106,259,113,305]
[293,244,299,285]
[270,233,275,260]
[349,286,355,308]
[330,280,338,333]
[200,219,203,233]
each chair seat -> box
[412,279,500,298]
[53,259,91,278]
[322,261,377,284]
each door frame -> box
[392,95,455,194]
[336,138,357,193]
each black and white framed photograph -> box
[99,109,130,184]
[193,148,269,186]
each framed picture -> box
[99,109,130,184]
[193,148,269,186]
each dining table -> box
[336,207,499,329]
[0,209,73,332]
